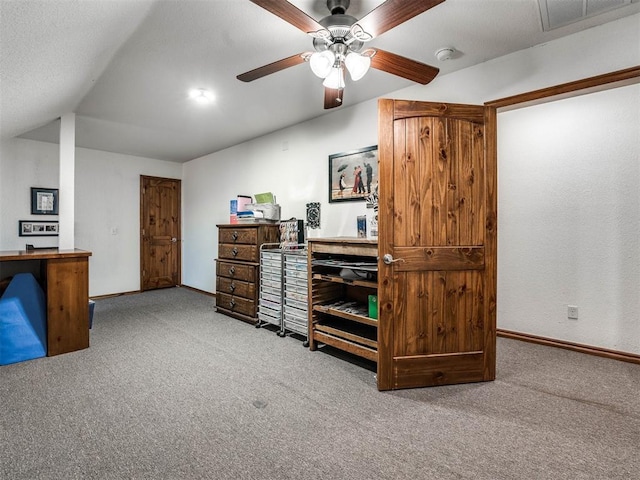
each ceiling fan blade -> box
[237,53,307,82]
[353,0,446,40]
[324,87,344,109]
[250,0,329,37]
[369,49,439,84]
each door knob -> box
[171,237,177,243]
[383,254,404,265]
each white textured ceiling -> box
[1,0,639,163]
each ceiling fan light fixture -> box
[240,0,444,109]
[344,52,370,81]
[310,50,336,78]
[322,66,345,89]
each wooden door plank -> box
[432,270,446,354]
[416,271,429,355]
[405,117,421,247]
[483,107,498,380]
[461,271,471,352]
[392,246,484,271]
[447,119,460,246]
[396,271,416,356]
[393,118,408,245]
[418,117,435,246]
[472,123,485,245]
[392,270,407,355]
[434,117,449,246]
[393,352,485,389]
[457,121,473,245]
[470,270,484,352]
[376,98,396,390]
[442,271,457,353]
[393,101,486,122]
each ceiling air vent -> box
[538,0,635,31]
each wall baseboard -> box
[90,290,141,300]
[497,329,640,365]
[180,285,215,297]
[91,285,216,300]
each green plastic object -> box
[368,295,378,319]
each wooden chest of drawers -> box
[215,223,280,324]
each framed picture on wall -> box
[19,220,59,237]
[328,145,378,203]
[31,187,59,215]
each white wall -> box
[499,84,640,353]
[0,137,60,249]
[75,147,181,296]
[182,100,379,292]
[0,137,181,296]
[182,14,640,353]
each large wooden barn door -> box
[140,176,181,291]
[377,100,497,390]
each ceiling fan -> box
[237,0,446,109]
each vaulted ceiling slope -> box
[1,0,639,163]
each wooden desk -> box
[0,248,92,356]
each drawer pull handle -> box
[229,299,236,309]
[229,266,235,276]
[232,247,238,257]
[230,282,236,292]
[232,231,239,241]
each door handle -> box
[232,247,238,257]
[229,266,235,276]
[171,237,177,243]
[232,231,239,241]
[230,282,236,292]
[229,299,236,309]
[382,254,405,265]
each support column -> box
[59,113,75,250]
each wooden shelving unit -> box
[307,237,378,363]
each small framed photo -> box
[19,220,59,237]
[329,145,378,203]
[31,187,58,215]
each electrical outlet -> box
[567,305,579,320]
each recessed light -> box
[189,88,214,104]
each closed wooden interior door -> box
[377,100,497,390]
[140,176,181,290]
